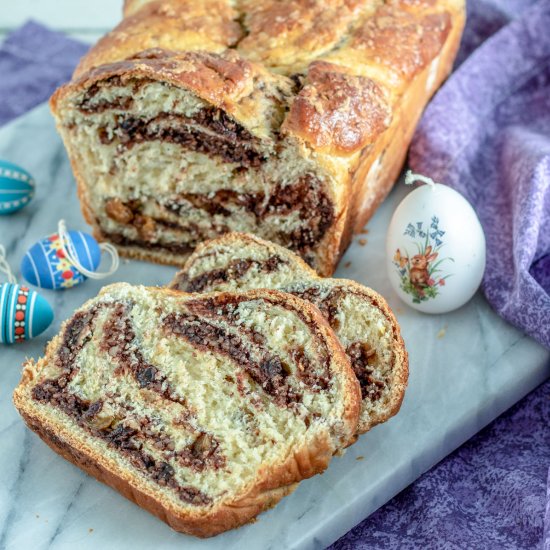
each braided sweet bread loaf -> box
[50,0,465,275]
[170,232,408,434]
[13,283,360,537]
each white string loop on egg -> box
[0,244,17,284]
[405,170,438,188]
[58,219,119,279]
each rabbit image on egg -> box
[391,218,453,304]
[409,246,438,293]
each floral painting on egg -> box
[41,234,86,289]
[21,230,101,291]
[392,216,454,303]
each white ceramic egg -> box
[386,182,486,314]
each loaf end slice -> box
[171,231,316,293]
[50,50,343,275]
[170,233,408,433]
[13,283,360,537]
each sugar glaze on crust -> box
[50,0,465,275]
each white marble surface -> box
[0,104,548,550]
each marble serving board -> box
[0,104,548,550]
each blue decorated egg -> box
[0,284,53,344]
[0,160,35,215]
[21,231,101,290]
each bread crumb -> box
[356,456,364,461]
[437,326,447,339]
[358,238,368,246]
[360,227,369,234]
[344,261,352,268]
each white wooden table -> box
[1,0,124,43]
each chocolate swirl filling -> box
[31,302,218,505]
[104,110,265,168]
[175,255,286,292]
[102,174,334,257]
[162,310,303,407]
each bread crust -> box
[15,403,305,537]
[76,1,243,76]
[329,279,409,433]
[345,4,465,236]
[13,285,360,537]
[49,1,465,277]
[282,61,392,155]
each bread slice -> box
[170,233,408,434]
[13,283,360,538]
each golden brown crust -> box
[387,0,438,10]
[51,0,465,277]
[350,6,452,86]
[345,4,465,236]
[66,49,255,112]
[282,61,391,156]
[237,0,372,73]
[76,0,242,77]
[13,285,360,537]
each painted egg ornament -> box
[0,284,53,343]
[0,160,35,214]
[386,171,486,314]
[21,230,101,290]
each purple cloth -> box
[546,468,550,550]
[1,15,548,550]
[0,20,88,125]
[409,0,550,349]
[332,381,550,549]
[331,1,550,548]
